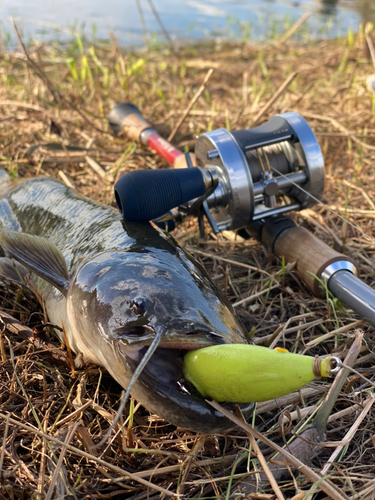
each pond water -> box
[1,0,375,47]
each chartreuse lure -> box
[183,344,340,403]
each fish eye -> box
[130,297,147,316]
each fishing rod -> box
[108,102,375,327]
[109,103,193,169]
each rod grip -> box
[109,103,195,168]
[108,103,153,141]
[274,226,356,296]
[115,168,206,222]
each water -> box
[1,0,374,48]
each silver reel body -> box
[195,112,324,232]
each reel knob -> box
[114,167,212,222]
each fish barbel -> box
[0,173,253,433]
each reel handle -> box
[114,168,206,222]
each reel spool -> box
[114,112,324,233]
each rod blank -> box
[328,270,375,327]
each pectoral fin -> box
[0,230,69,294]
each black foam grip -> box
[115,168,205,222]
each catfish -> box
[0,172,253,433]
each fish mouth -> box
[116,327,254,433]
[117,328,224,396]
[132,346,188,394]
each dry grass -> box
[0,21,375,499]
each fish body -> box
[0,174,253,433]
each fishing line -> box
[271,165,375,246]
[339,362,375,389]
[95,327,163,452]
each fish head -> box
[69,245,248,347]
[68,245,253,433]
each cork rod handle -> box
[274,226,356,297]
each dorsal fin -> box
[0,230,70,295]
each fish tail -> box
[0,169,10,180]
[0,170,13,197]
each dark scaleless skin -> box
[0,175,253,433]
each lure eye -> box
[130,297,147,316]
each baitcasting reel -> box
[194,112,324,231]
[112,106,324,234]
